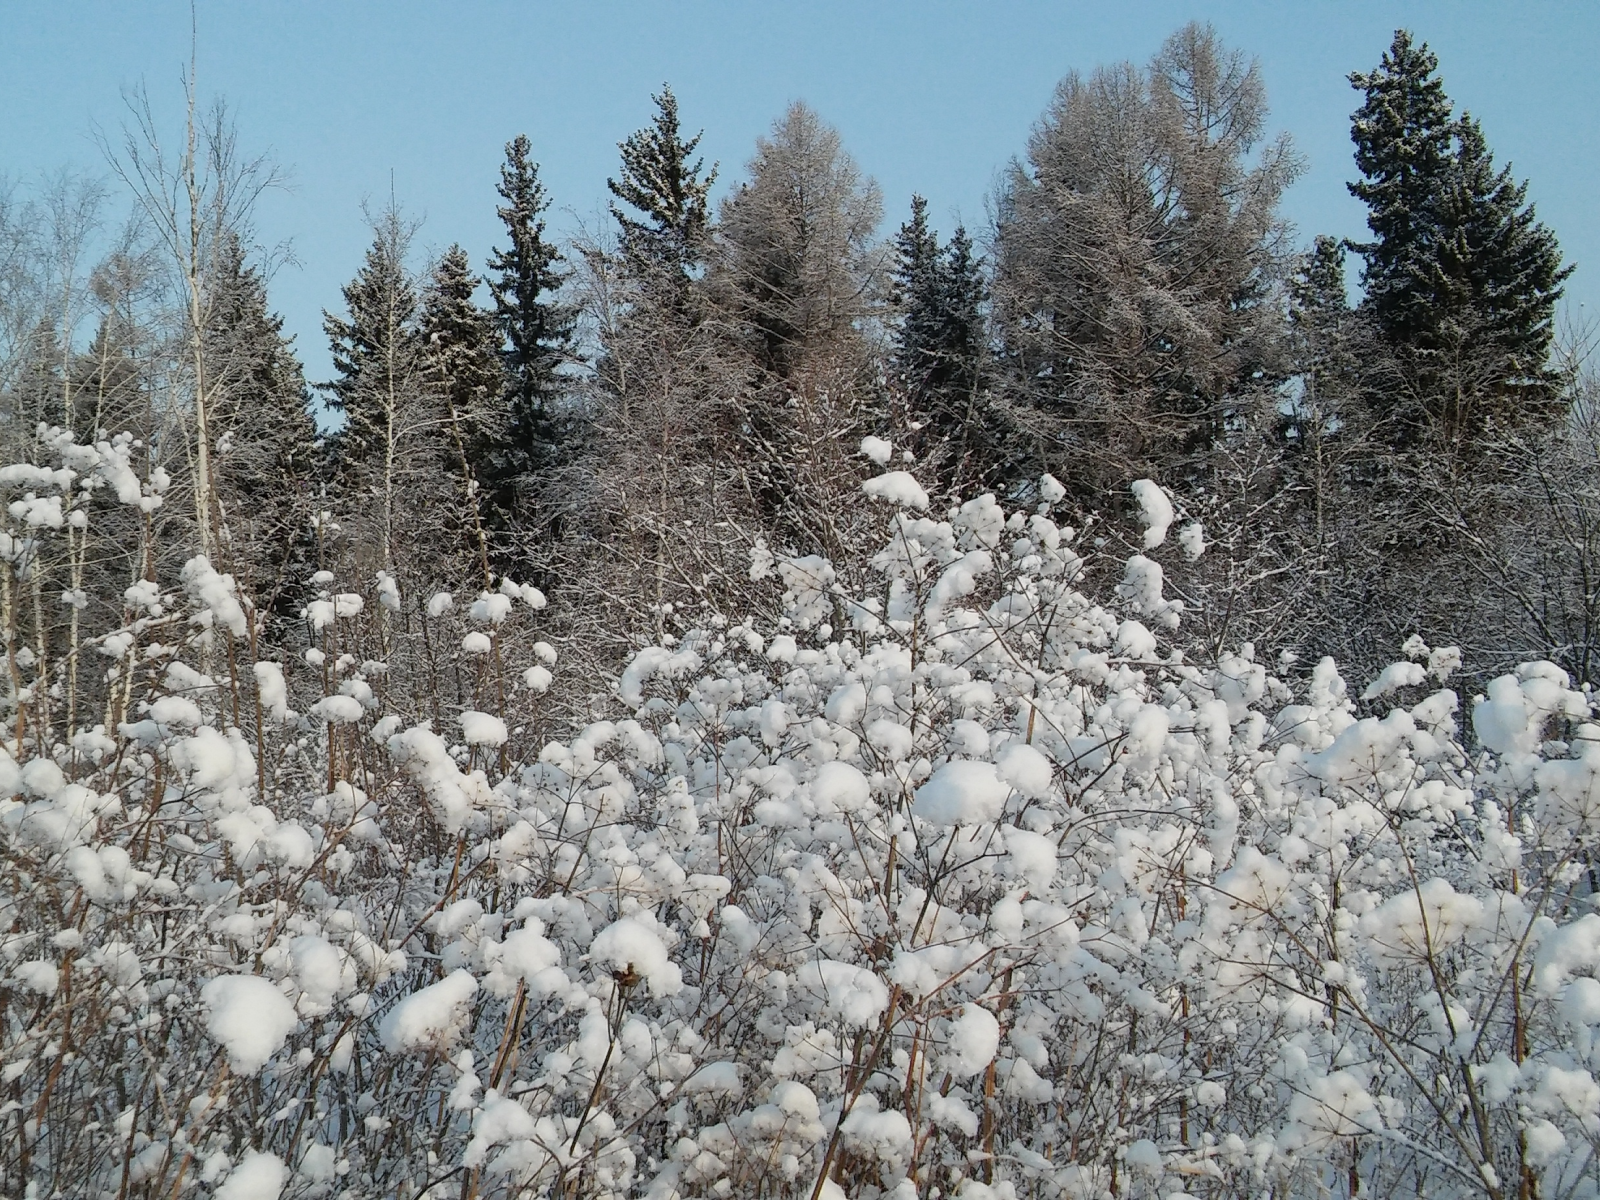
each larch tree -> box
[714,101,884,385]
[712,101,887,555]
[992,21,1299,492]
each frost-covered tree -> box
[715,101,884,385]
[993,22,1299,491]
[712,101,887,552]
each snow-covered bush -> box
[4,434,1600,1200]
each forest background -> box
[7,5,1600,1199]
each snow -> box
[149,695,203,728]
[811,761,872,815]
[380,969,478,1054]
[943,1003,1000,1077]
[310,695,364,725]
[590,916,683,996]
[912,760,1011,825]
[1178,520,1205,559]
[862,470,929,510]
[860,435,893,465]
[460,710,509,747]
[215,1151,287,1200]
[795,959,891,1026]
[201,974,298,1074]
[680,1061,744,1098]
[461,630,492,654]
[1361,660,1427,700]
[470,592,513,625]
[387,722,486,832]
[1130,479,1174,549]
[10,431,1600,1199]
[996,743,1052,799]
[254,662,288,722]
[376,570,401,612]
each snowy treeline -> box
[5,428,1600,1200]
[0,18,1596,1200]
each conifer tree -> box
[1348,31,1455,350]
[1349,31,1570,437]
[1429,114,1571,421]
[486,136,571,491]
[420,245,504,578]
[323,206,426,568]
[992,23,1297,490]
[891,195,940,379]
[204,232,318,610]
[1287,236,1355,405]
[608,85,717,286]
[891,197,992,489]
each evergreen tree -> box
[1429,114,1571,422]
[891,195,940,379]
[486,136,571,491]
[323,206,427,568]
[1287,235,1355,408]
[891,197,992,490]
[1348,30,1455,349]
[204,232,319,611]
[420,245,505,576]
[608,85,717,285]
[1349,31,1570,438]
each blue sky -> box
[1,2,1594,386]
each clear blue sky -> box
[1,2,1595,387]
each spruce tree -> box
[323,207,427,567]
[486,136,571,490]
[1284,236,1362,478]
[1349,31,1570,437]
[1348,30,1455,349]
[204,232,319,611]
[1429,115,1571,421]
[420,245,505,575]
[891,195,941,384]
[891,197,992,488]
[608,85,717,285]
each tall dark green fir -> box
[487,135,572,483]
[892,196,991,487]
[1349,30,1570,436]
[1348,30,1454,349]
[608,85,717,286]
[323,208,423,483]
